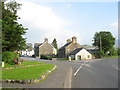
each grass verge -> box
[2,64,55,80]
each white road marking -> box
[74,61,88,76]
[112,65,120,71]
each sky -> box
[15,0,118,48]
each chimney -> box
[44,38,48,43]
[67,39,71,43]
[72,36,77,43]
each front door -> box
[77,55,81,60]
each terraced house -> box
[34,38,57,57]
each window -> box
[88,55,90,58]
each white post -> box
[2,62,4,67]
[69,56,71,61]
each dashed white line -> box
[74,61,88,76]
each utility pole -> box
[99,36,102,57]
[100,36,102,51]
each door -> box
[77,55,81,60]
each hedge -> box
[40,55,52,60]
[2,51,19,65]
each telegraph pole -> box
[100,36,102,51]
[100,36,102,57]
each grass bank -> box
[101,55,120,59]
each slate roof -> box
[70,48,84,55]
[87,49,99,54]
[60,42,71,49]
[34,43,43,47]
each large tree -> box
[2,1,28,51]
[52,38,58,49]
[93,31,115,55]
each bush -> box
[117,48,120,56]
[32,54,36,58]
[2,51,19,65]
[40,55,52,60]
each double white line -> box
[74,61,88,76]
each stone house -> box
[34,38,57,57]
[58,36,81,58]
[69,48,92,60]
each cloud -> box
[17,1,82,47]
[66,4,72,8]
[110,22,118,29]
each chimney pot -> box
[72,36,77,43]
[67,39,71,43]
[44,38,48,43]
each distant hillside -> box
[81,45,98,49]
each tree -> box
[108,47,117,56]
[117,48,120,56]
[52,38,58,49]
[2,1,28,51]
[93,31,115,55]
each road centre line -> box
[74,61,88,76]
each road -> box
[71,58,118,88]
[2,57,119,88]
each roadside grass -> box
[2,64,55,80]
[2,61,45,68]
[101,55,120,59]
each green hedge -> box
[2,52,19,65]
[40,55,52,60]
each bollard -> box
[2,62,4,67]
[69,56,71,61]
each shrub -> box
[32,54,36,58]
[2,51,19,65]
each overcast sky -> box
[16,0,118,47]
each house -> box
[20,43,34,56]
[34,38,57,57]
[21,49,34,56]
[69,48,92,60]
[81,45,99,56]
[58,36,81,58]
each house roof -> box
[34,43,43,47]
[87,49,99,54]
[60,42,72,49]
[34,42,56,50]
[70,48,84,55]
